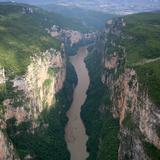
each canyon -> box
[0,2,160,160]
[96,15,160,160]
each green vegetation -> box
[81,45,119,160]
[0,81,24,108]
[81,48,105,160]
[81,11,160,160]
[65,38,95,56]
[0,83,6,99]
[0,2,89,32]
[97,111,119,160]
[0,3,62,77]
[135,60,160,106]
[122,113,135,130]
[43,79,52,88]
[0,2,93,77]
[106,12,160,106]
[122,13,160,65]
[104,12,160,159]
[6,62,77,160]
[40,4,115,32]
[156,127,160,138]
[48,67,57,77]
[143,141,160,160]
[0,3,80,159]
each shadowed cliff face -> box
[101,15,160,160]
[0,130,20,160]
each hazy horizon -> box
[0,0,160,14]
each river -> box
[65,46,89,160]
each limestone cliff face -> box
[48,25,97,47]
[102,18,160,160]
[0,69,17,160]
[10,47,66,121]
[0,46,66,159]
[0,68,5,84]
[0,129,19,160]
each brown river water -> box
[65,46,90,160]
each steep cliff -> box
[0,3,78,160]
[0,129,20,160]
[0,39,66,160]
[102,13,160,160]
[9,48,66,121]
[48,25,97,56]
[2,48,65,122]
[81,36,119,160]
[81,12,160,160]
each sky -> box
[0,0,160,14]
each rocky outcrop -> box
[0,130,19,160]
[9,48,66,120]
[48,25,97,47]
[139,93,160,149]
[102,18,160,160]
[22,7,33,14]
[0,118,19,160]
[0,68,5,84]
[0,45,66,159]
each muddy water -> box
[65,47,89,160]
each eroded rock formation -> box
[0,46,66,159]
[102,18,160,160]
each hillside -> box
[103,12,160,106]
[1,3,96,76]
[0,2,160,160]
[0,3,78,160]
[2,0,160,14]
[40,4,115,31]
[121,12,160,106]
[122,13,160,64]
[103,12,160,159]
[81,12,160,160]
[0,3,58,77]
